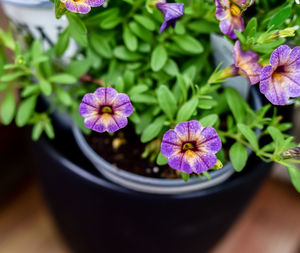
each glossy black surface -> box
[34,129,271,253]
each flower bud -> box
[281,147,300,159]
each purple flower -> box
[61,0,104,14]
[79,87,133,133]
[260,45,300,105]
[232,40,262,85]
[161,120,222,174]
[215,0,253,39]
[156,1,184,33]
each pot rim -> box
[73,87,262,194]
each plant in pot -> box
[0,0,300,252]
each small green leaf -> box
[21,85,40,97]
[268,6,291,29]
[237,123,259,150]
[200,114,218,127]
[67,14,88,47]
[54,0,68,19]
[16,95,37,127]
[90,33,113,59]
[0,72,25,82]
[130,94,157,104]
[267,126,284,153]
[157,85,177,120]
[180,172,190,182]
[113,46,143,61]
[229,142,248,172]
[128,84,148,96]
[55,29,70,57]
[32,122,43,141]
[1,92,16,125]
[123,26,138,52]
[244,17,257,37]
[141,116,166,143]
[56,87,72,106]
[49,73,77,84]
[225,87,245,123]
[151,45,168,72]
[279,161,300,193]
[39,80,52,96]
[128,21,153,43]
[172,35,203,54]
[176,97,198,122]
[163,59,179,76]
[156,152,168,166]
[44,122,55,139]
[133,15,156,31]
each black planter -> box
[34,132,271,253]
[0,124,31,203]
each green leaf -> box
[67,14,88,47]
[128,84,148,96]
[268,6,291,29]
[141,116,166,143]
[176,97,198,122]
[244,17,257,37]
[114,77,124,92]
[225,87,245,123]
[0,72,25,82]
[55,28,70,57]
[187,20,219,34]
[100,15,122,29]
[39,80,52,96]
[31,39,42,63]
[200,114,218,127]
[133,15,156,31]
[56,87,72,106]
[237,123,259,150]
[123,26,138,52]
[163,59,179,76]
[84,8,119,26]
[54,0,68,19]
[16,95,37,127]
[21,85,40,97]
[66,58,92,78]
[180,172,190,182]
[157,85,177,120]
[90,33,113,59]
[113,46,142,61]
[151,45,168,72]
[267,126,284,153]
[50,73,77,84]
[279,161,300,193]
[44,121,55,139]
[229,142,248,172]
[176,74,188,102]
[128,21,153,43]
[172,35,203,54]
[130,94,157,104]
[1,92,16,125]
[32,122,43,141]
[156,152,168,166]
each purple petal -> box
[113,93,133,117]
[285,46,300,72]
[233,41,262,85]
[156,2,184,33]
[174,120,202,142]
[161,130,181,158]
[215,0,229,20]
[270,45,291,68]
[84,115,104,132]
[94,87,118,105]
[219,16,244,39]
[168,153,193,174]
[192,152,217,173]
[79,101,98,117]
[84,0,104,7]
[81,93,100,110]
[107,115,128,133]
[65,1,91,14]
[260,66,288,105]
[199,127,222,153]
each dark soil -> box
[86,125,181,179]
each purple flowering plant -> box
[0,0,300,191]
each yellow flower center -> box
[182,142,196,152]
[100,106,113,114]
[230,4,241,16]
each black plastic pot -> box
[0,124,31,203]
[34,132,271,253]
